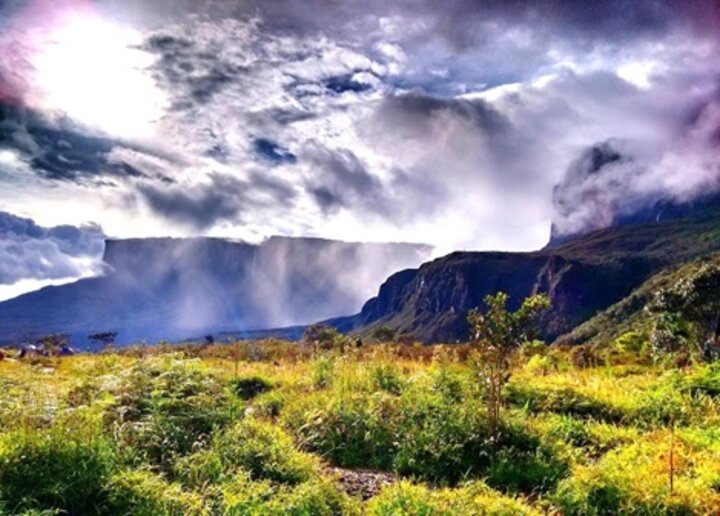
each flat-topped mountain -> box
[0,236,430,346]
[330,211,720,343]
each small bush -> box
[105,359,235,469]
[312,356,335,389]
[370,363,405,394]
[219,471,357,515]
[177,418,318,487]
[685,362,720,397]
[0,417,116,514]
[505,382,624,422]
[367,480,539,515]
[254,390,286,419]
[613,331,649,354]
[106,469,205,515]
[230,375,273,400]
[552,430,720,514]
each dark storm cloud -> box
[137,171,297,229]
[0,102,175,183]
[144,33,245,110]
[0,211,105,284]
[377,91,509,135]
[118,0,719,52]
[301,142,388,215]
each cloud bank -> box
[0,211,105,299]
[0,0,719,296]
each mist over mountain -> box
[0,236,430,346]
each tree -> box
[36,334,69,355]
[467,292,550,436]
[649,263,720,360]
[302,324,347,351]
[88,332,118,350]
[372,326,396,343]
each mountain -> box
[330,211,720,343]
[0,236,430,347]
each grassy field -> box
[0,341,718,515]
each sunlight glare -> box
[29,12,167,140]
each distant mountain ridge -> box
[329,210,720,343]
[0,236,430,347]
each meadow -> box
[0,338,718,515]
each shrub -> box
[105,359,235,469]
[254,390,286,419]
[106,469,206,515]
[505,381,624,422]
[219,471,357,515]
[552,430,720,514]
[370,363,405,394]
[177,418,318,487]
[285,384,565,492]
[613,331,648,354]
[431,366,465,402]
[685,362,720,397]
[523,354,556,375]
[230,375,273,400]
[367,481,539,515]
[0,417,116,514]
[311,356,335,389]
[285,391,398,470]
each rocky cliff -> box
[331,213,720,343]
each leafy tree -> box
[36,333,69,355]
[649,263,720,360]
[467,292,550,436]
[302,324,347,351]
[89,331,118,350]
[372,326,396,342]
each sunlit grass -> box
[0,342,718,514]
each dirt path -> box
[325,466,397,500]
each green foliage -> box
[104,358,235,470]
[0,414,116,514]
[467,293,551,350]
[613,331,648,354]
[552,430,720,514]
[303,324,349,350]
[219,471,357,515]
[284,375,566,492]
[372,326,397,342]
[312,355,335,388]
[1,339,720,514]
[370,362,405,394]
[468,292,551,435]
[106,469,205,515]
[177,418,318,487]
[229,375,273,400]
[284,391,398,471]
[685,362,720,396]
[649,262,720,358]
[367,481,539,515]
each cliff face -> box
[331,213,720,343]
[0,236,430,346]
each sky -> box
[0,0,719,300]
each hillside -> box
[0,237,430,346]
[560,251,720,347]
[331,211,720,343]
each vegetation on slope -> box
[0,333,719,514]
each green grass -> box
[0,342,718,514]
